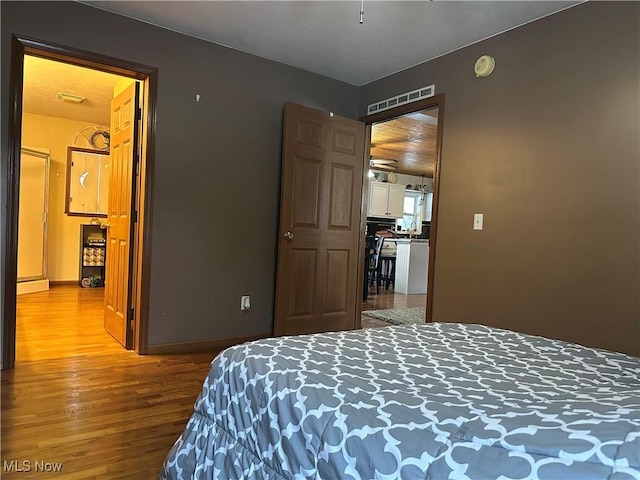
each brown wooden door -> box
[274,103,366,336]
[104,82,139,347]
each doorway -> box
[3,36,158,369]
[16,56,134,362]
[359,95,444,328]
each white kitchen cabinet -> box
[368,182,405,218]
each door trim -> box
[3,35,158,369]
[359,94,445,323]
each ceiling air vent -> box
[57,92,86,104]
[367,84,435,115]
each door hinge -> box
[128,307,135,322]
[137,107,142,121]
[132,210,138,223]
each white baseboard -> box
[17,279,50,295]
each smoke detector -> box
[474,55,496,78]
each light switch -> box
[473,213,483,230]
[240,295,251,310]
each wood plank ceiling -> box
[370,108,438,177]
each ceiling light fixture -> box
[57,92,86,104]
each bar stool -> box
[379,254,396,290]
[363,236,384,300]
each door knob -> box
[283,231,294,240]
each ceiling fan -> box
[369,158,398,171]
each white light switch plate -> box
[240,295,251,310]
[473,213,483,230]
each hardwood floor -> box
[2,286,218,479]
[2,285,425,478]
[362,289,427,311]
[361,288,427,328]
[15,286,120,362]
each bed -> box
[160,323,640,479]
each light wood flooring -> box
[15,285,120,362]
[2,286,216,479]
[2,285,424,478]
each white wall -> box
[369,172,433,191]
[21,113,97,281]
[394,173,433,193]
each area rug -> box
[362,307,426,326]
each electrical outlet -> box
[240,295,251,311]
[473,213,484,230]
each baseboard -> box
[17,279,49,295]
[146,333,270,355]
[49,280,80,286]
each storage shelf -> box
[80,225,106,288]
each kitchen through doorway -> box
[361,100,443,329]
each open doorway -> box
[3,36,158,369]
[16,56,137,362]
[359,96,444,329]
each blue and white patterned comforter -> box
[160,323,640,479]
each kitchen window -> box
[395,190,433,234]
[396,190,422,233]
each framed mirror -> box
[65,146,110,217]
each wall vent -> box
[367,84,435,115]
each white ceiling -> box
[82,0,580,86]
[23,56,126,125]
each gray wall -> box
[360,2,639,355]
[1,1,358,346]
[2,2,638,356]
